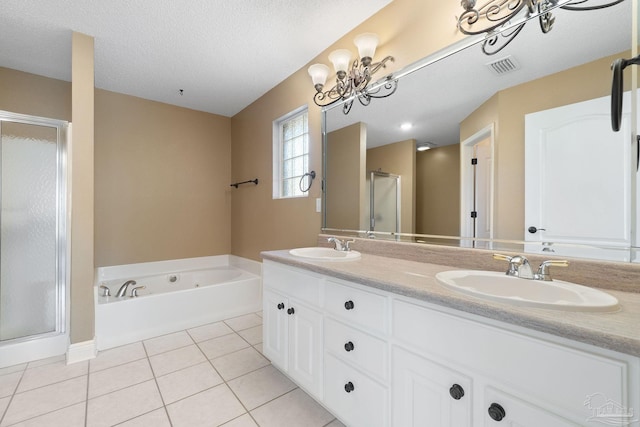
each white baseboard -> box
[66,338,97,365]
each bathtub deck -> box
[0,312,344,427]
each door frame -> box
[460,123,495,246]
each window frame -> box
[272,105,310,199]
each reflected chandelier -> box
[457,0,627,55]
[307,33,397,114]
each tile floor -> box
[0,312,346,427]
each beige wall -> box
[366,139,416,233]
[460,51,630,241]
[230,0,464,260]
[416,144,460,235]
[94,90,232,266]
[326,123,367,230]
[0,67,71,120]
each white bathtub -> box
[95,255,261,350]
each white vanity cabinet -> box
[262,262,324,398]
[392,298,636,426]
[262,259,639,427]
[323,280,390,427]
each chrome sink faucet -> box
[328,237,355,252]
[493,254,569,281]
[116,280,137,297]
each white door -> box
[524,92,633,261]
[262,290,288,370]
[392,346,472,427]
[287,299,323,398]
[473,138,492,247]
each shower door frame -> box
[369,170,401,234]
[0,110,70,344]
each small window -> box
[273,106,309,199]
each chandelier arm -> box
[481,21,527,55]
[342,98,355,115]
[458,0,529,35]
[368,56,395,76]
[365,79,399,99]
[561,0,625,11]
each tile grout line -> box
[141,337,174,427]
[84,360,89,427]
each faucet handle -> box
[536,259,569,281]
[344,239,356,251]
[130,286,146,297]
[99,284,110,297]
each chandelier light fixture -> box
[307,33,397,114]
[457,0,626,55]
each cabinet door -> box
[288,299,323,398]
[263,289,288,370]
[392,346,472,427]
[483,387,577,426]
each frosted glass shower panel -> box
[1,122,58,341]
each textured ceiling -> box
[0,0,392,117]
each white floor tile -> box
[8,402,85,427]
[26,355,65,369]
[253,343,264,355]
[187,321,233,343]
[143,331,194,356]
[116,408,171,427]
[90,342,146,373]
[166,384,246,427]
[211,347,270,381]
[228,365,296,410]
[238,325,263,345]
[0,396,10,419]
[156,361,223,404]
[221,413,259,426]
[198,333,250,360]
[0,372,22,399]
[86,380,163,427]
[88,357,153,398]
[17,360,87,393]
[224,314,262,332]
[250,389,334,427]
[254,311,263,318]
[1,376,87,426]
[148,344,206,377]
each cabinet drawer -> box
[325,317,388,381]
[263,260,322,306]
[393,299,628,419]
[325,280,388,334]
[324,353,388,427]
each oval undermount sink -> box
[289,247,361,261]
[435,270,619,312]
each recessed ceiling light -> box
[417,145,430,151]
[400,122,412,131]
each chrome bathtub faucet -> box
[116,280,137,297]
[130,285,146,297]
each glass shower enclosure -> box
[0,111,68,365]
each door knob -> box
[277,303,285,310]
[344,300,355,310]
[488,403,506,421]
[287,307,295,315]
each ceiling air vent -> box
[486,55,520,75]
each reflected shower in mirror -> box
[322,2,637,262]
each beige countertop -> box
[262,250,640,358]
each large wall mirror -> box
[322,0,639,262]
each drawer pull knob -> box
[488,403,506,421]
[344,341,355,352]
[287,307,295,315]
[344,381,355,393]
[449,384,464,400]
[344,300,355,310]
[277,303,285,310]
